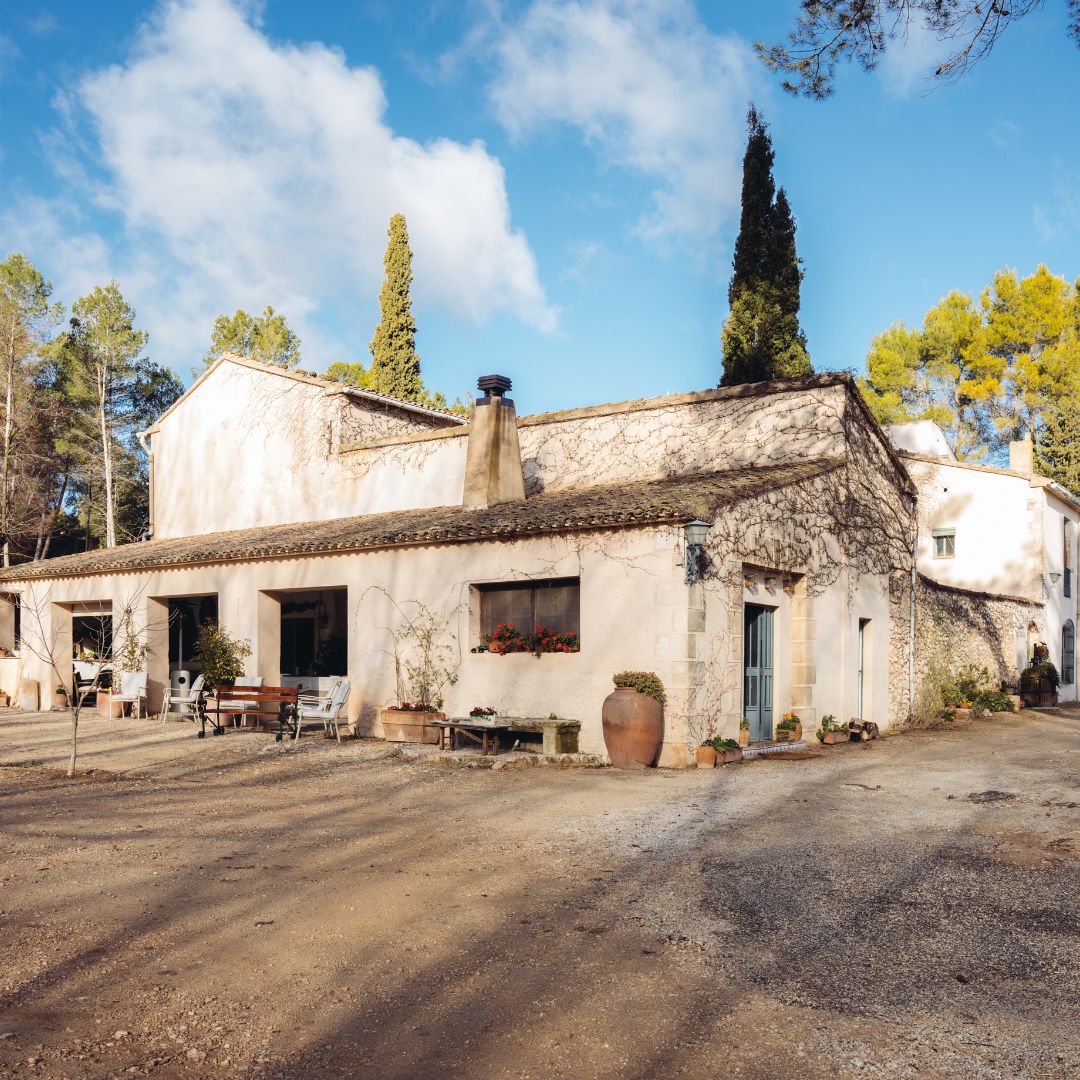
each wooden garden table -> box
[429,719,507,756]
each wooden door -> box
[743,604,774,742]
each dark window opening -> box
[1063,620,1075,686]
[168,596,219,670]
[478,578,580,641]
[279,588,348,677]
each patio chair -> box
[214,676,264,729]
[111,671,147,719]
[296,678,351,742]
[159,673,205,723]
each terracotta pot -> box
[719,748,743,765]
[379,708,443,744]
[821,730,848,745]
[97,692,124,718]
[738,727,750,748]
[53,692,69,710]
[601,686,663,769]
[695,745,718,768]
[0,692,9,707]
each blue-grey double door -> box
[743,604,774,742]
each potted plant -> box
[738,719,750,748]
[193,622,253,691]
[711,737,743,765]
[53,684,70,710]
[379,604,458,744]
[695,740,718,768]
[774,712,801,743]
[816,714,848,745]
[602,671,665,769]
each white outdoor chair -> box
[296,679,351,742]
[160,673,205,723]
[111,671,148,719]
[214,676,264,729]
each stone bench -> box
[451,716,580,755]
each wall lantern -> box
[1050,572,1062,585]
[684,519,712,584]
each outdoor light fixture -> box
[684,519,711,584]
[1050,572,1062,585]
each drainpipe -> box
[908,498,917,723]
[136,430,154,541]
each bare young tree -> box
[17,580,156,777]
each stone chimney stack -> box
[1009,437,1034,476]
[462,374,526,509]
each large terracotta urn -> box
[601,687,663,769]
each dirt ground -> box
[0,707,1077,1080]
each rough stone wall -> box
[894,574,1043,725]
[334,393,458,447]
[518,384,848,495]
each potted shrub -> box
[193,622,253,691]
[774,712,801,743]
[738,719,750,748]
[602,671,665,769]
[1020,660,1059,707]
[711,737,743,765]
[816,714,848,745]
[695,740,718,768]
[53,684,70,710]
[379,604,458,744]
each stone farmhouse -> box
[0,355,1064,763]
[888,420,1080,703]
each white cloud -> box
[877,18,952,98]
[2,0,553,370]
[483,0,760,245]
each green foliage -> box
[1021,661,1060,693]
[721,108,811,386]
[818,714,845,732]
[860,265,1080,486]
[393,602,458,711]
[369,213,423,402]
[65,282,181,548]
[192,622,253,688]
[204,306,300,369]
[612,671,666,704]
[710,737,740,752]
[324,360,373,389]
[942,663,1016,716]
[756,1,1061,100]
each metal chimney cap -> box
[477,374,513,396]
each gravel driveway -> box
[0,707,1077,1079]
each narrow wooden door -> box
[743,604,774,742]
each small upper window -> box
[932,528,956,559]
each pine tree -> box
[369,213,423,402]
[721,108,812,386]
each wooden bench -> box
[199,685,298,741]
[437,716,580,756]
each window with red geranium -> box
[477,578,580,644]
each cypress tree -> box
[369,213,424,401]
[721,108,811,385]
[728,106,775,306]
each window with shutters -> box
[1063,620,1075,686]
[932,528,956,559]
[477,578,580,643]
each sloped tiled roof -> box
[0,458,842,583]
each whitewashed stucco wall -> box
[906,457,1042,600]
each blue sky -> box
[1,0,1078,413]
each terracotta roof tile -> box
[0,458,842,582]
